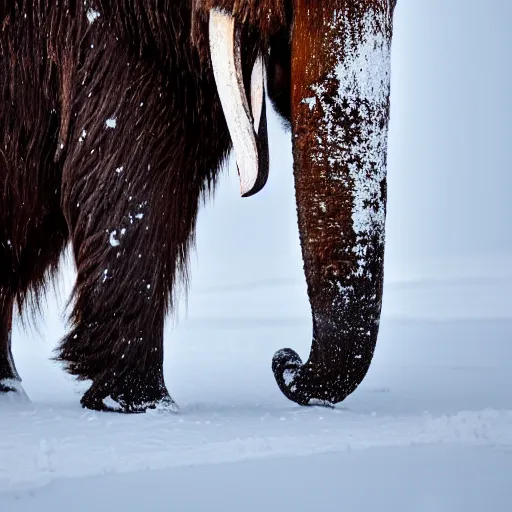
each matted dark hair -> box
[1,0,288,409]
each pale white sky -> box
[384,0,512,280]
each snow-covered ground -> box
[1,254,512,510]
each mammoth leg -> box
[56,63,212,411]
[0,297,18,392]
[273,1,394,405]
[0,204,68,397]
[58,182,179,413]
[58,164,184,412]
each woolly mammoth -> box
[0,0,396,412]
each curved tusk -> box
[245,52,269,197]
[209,9,266,197]
[251,53,265,133]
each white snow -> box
[109,230,120,247]
[86,8,100,25]
[301,97,317,110]
[105,118,117,129]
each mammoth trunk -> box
[273,1,394,405]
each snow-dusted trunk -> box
[273,0,394,405]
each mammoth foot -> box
[0,379,30,404]
[80,370,177,413]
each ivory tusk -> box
[250,53,265,133]
[209,9,260,197]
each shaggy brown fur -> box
[193,0,287,46]
[0,0,289,411]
